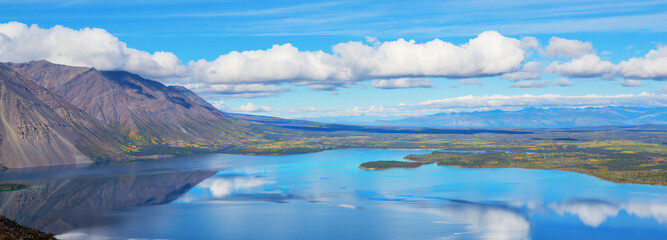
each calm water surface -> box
[1,149,667,240]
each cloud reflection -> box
[434,204,530,240]
[199,176,272,197]
[380,196,531,240]
[550,200,667,227]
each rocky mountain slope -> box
[0,65,126,168]
[5,61,264,149]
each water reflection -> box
[199,175,273,198]
[363,193,531,240]
[0,170,215,234]
[0,149,666,239]
[551,200,667,227]
[435,203,530,240]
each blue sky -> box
[0,0,665,121]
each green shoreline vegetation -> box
[0,215,56,240]
[105,126,667,185]
[0,183,32,192]
[356,139,667,185]
[397,140,667,185]
[359,160,425,170]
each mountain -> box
[370,107,667,128]
[4,61,259,147]
[0,65,126,168]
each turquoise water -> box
[1,149,667,239]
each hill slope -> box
[5,61,262,148]
[0,65,125,168]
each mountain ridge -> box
[365,106,667,128]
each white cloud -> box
[459,78,485,86]
[191,31,527,85]
[237,102,272,112]
[1,21,665,100]
[0,22,188,79]
[208,83,289,94]
[520,36,539,50]
[510,80,550,88]
[308,84,340,91]
[553,78,574,86]
[617,46,667,80]
[618,79,643,87]
[372,78,433,89]
[545,37,594,58]
[189,43,351,84]
[335,31,526,79]
[187,83,289,98]
[210,100,227,110]
[546,54,615,78]
[502,61,542,80]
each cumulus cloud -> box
[185,83,289,98]
[520,36,539,50]
[372,78,433,89]
[189,43,351,84]
[237,102,272,112]
[545,37,594,58]
[546,54,615,78]
[502,61,542,80]
[210,100,227,110]
[335,31,526,79]
[618,79,643,87]
[552,78,574,86]
[617,46,667,80]
[191,31,527,85]
[3,21,666,100]
[308,84,341,91]
[0,22,188,79]
[459,78,485,86]
[510,80,551,88]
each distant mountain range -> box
[368,107,667,128]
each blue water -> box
[1,149,666,240]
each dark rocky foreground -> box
[0,215,56,240]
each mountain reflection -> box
[0,170,216,234]
[550,200,667,227]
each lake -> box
[1,149,667,240]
